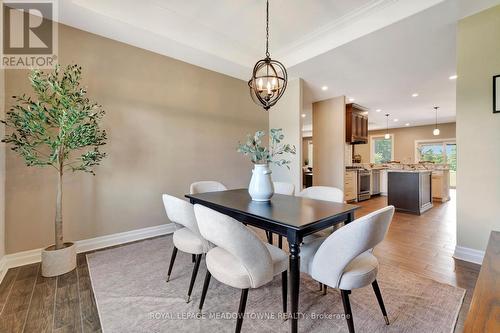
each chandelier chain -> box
[266,0,270,58]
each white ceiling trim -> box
[277,0,446,67]
[59,1,251,79]
[71,0,256,66]
[58,0,449,81]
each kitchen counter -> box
[387,169,433,173]
[388,170,433,215]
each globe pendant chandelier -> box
[248,0,287,111]
[384,114,391,139]
[433,106,440,136]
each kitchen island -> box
[387,170,433,215]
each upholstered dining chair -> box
[297,186,344,202]
[162,194,211,303]
[300,206,395,333]
[273,181,295,196]
[193,204,288,333]
[271,182,295,248]
[297,186,345,244]
[190,181,227,194]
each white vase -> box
[248,163,274,201]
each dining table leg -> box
[288,238,301,333]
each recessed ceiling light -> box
[412,93,419,97]
[321,86,328,91]
[376,109,381,112]
[348,97,355,102]
[301,113,306,118]
[449,75,458,80]
[393,118,399,122]
[405,123,410,126]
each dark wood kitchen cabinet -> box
[346,103,368,144]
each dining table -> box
[186,188,359,333]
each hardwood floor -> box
[0,190,479,333]
[357,191,480,332]
[0,255,101,333]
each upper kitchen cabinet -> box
[346,103,368,144]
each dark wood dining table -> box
[186,189,359,333]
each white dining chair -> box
[297,186,344,202]
[300,206,395,333]
[298,186,345,243]
[270,182,295,248]
[162,194,211,303]
[273,181,295,195]
[194,204,288,333]
[190,181,227,194]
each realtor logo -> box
[1,0,58,68]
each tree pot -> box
[41,242,77,277]
[248,163,274,201]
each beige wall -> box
[456,5,500,252]
[4,24,267,254]
[302,137,312,166]
[269,78,303,191]
[0,68,5,261]
[354,123,456,164]
[312,96,346,189]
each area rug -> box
[87,236,465,333]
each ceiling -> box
[58,0,500,130]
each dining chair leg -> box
[281,271,287,315]
[235,289,249,333]
[371,280,389,325]
[266,231,273,245]
[186,254,202,303]
[192,254,196,263]
[319,282,323,291]
[340,289,355,333]
[278,235,283,249]
[166,246,178,282]
[323,285,328,295]
[199,270,212,311]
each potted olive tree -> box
[237,128,295,201]
[1,64,107,277]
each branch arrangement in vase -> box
[237,128,296,168]
[1,64,107,275]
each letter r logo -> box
[3,1,53,54]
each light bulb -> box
[433,128,440,136]
[384,133,390,139]
[271,77,277,89]
[257,78,263,91]
[266,81,271,94]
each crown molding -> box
[280,0,446,67]
[57,0,447,81]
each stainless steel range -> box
[357,169,371,201]
[346,166,372,201]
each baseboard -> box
[453,245,485,265]
[0,256,7,284]
[0,223,176,284]
[76,223,176,253]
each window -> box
[415,139,457,187]
[370,135,394,163]
[418,143,445,163]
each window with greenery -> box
[417,141,456,169]
[418,144,445,164]
[416,140,457,187]
[446,144,457,171]
[371,136,393,163]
